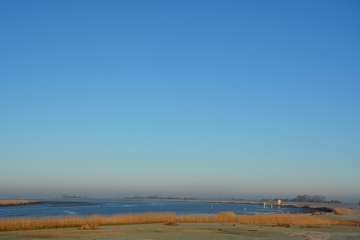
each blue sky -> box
[1,0,359,202]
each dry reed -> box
[0,200,40,206]
[177,211,335,226]
[0,212,338,232]
[333,208,356,215]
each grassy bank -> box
[0,212,340,231]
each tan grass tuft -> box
[79,223,99,230]
[273,223,290,228]
[333,208,355,215]
[311,211,325,215]
[163,221,179,226]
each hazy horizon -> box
[1,1,359,204]
[1,190,358,204]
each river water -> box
[0,200,317,217]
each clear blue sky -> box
[1,0,359,202]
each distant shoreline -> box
[0,200,41,206]
[123,198,360,212]
[49,197,360,213]
[118,198,357,213]
[1,198,357,215]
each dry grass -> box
[178,211,335,226]
[0,212,341,232]
[333,208,356,215]
[0,216,84,231]
[163,221,179,226]
[79,223,99,230]
[337,219,360,227]
[0,200,40,206]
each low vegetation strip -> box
[0,212,342,231]
[0,200,41,206]
[333,208,357,215]
[177,212,335,225]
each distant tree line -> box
[292,194,325,202]
[62,195,83,199]
[231,198,244,201]
[122,196,197,200]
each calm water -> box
[0,200,317,218]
